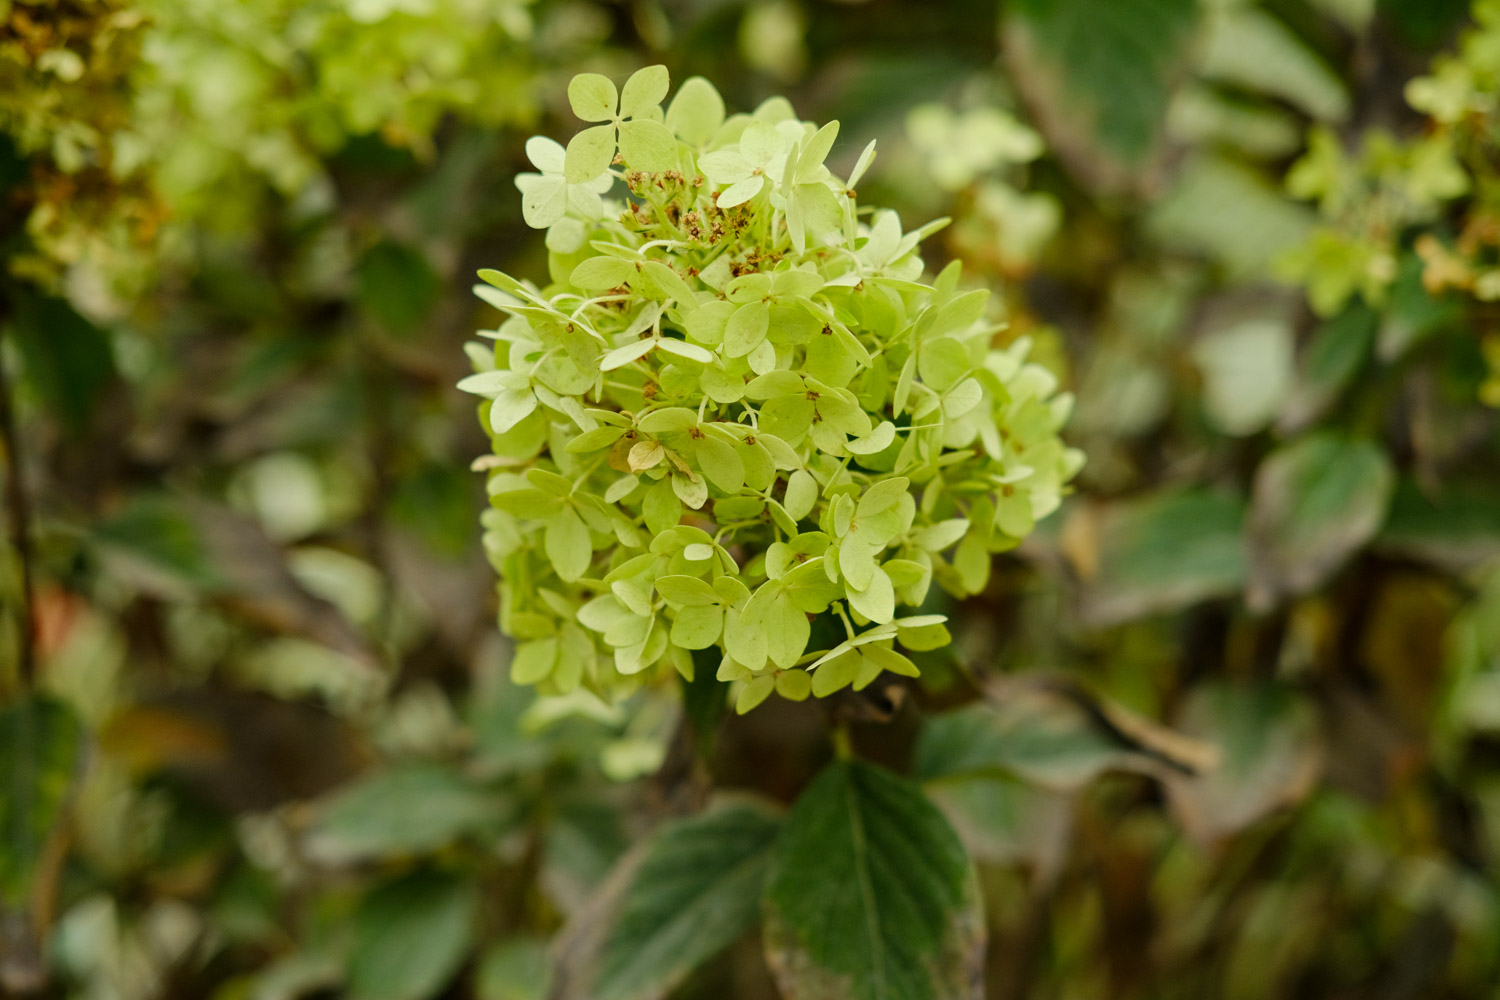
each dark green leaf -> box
[90,495,217,592]
[357,241,441,338]
[763,760,983,1000]
[0,697,83,907]
[1378,0,1472,50]
[590,804,780,1000]
[1008,0,1195,174]
[9,290,116,435]
[1279,300,1376,432]
[1376,252,1464,362]
[349,870,477,1000]
[1375,479,1500,573]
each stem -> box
[833,602,856,639]
[830,721,854,760]
[0,315,37,691]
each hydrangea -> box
[462,67,1083,712]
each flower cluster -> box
[463,67,1082,711]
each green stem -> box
[831,721,855,760]
[0,309,36,693]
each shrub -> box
[462,67,1083,712]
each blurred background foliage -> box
[2,0,1500,997]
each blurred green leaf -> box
[1074,489,1248,627]
[1164,682,1321,844]
[1280,300,1377,432]
[917,700,1127,791]
[8,290,116,436]
[583,804,780,1000]
[914,682,1214,791]
[1379,0,1472,48]
[0,697,82,907]
[1193,318,1295,436]
[91,496,218,593]
[1376,479,1500,573]
[1150,156,1314,278]
[477,939,551,1000]
[763,760,983,1000]
[357,241,441,338]
[924,776,1072,873]
[1247,433,1395,610]
[1008,0,1195,175]
[1377,253,1464,361]
[309,763,504,862]
[349,870,477,1000]
[1200,6,1349,121]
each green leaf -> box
[1247,433,1395,611]
[0,697,83,907]
[1009,0,1196,169]
[1191,318,1293,437]
[9,290,116,436]
[546,505,593,582]
[490,387,539,435]
[671,605,724,649]
[666,77,726,145]
[796,121,840,183]
[1376,479,1500,573]
[663,338,716,366]
[90,494,217,589]
[716,175,764,209]
[566,124,617,183]
[1280,301,1376,431]
[512,637,560,685]
[736,674,777,713]
[917,701,1136,790]
[1161,682,1320,844]
[572,256,636,290]
[1200,6,1349,122]
[941,378,983,419]
[765,593,811,669]
[914,684,1215,791]
[724,607,768,671]
[491,487,564,518]
[638,261,696,305]
[917,337,970,392]
[619,65,670,119]
[696,434,745,493]
[784,470,817,521]
[357,241,440,339]
[601,339,656,371]
[619,119,679,172]
[350,871,478,1000]
[858,476,910,519]
[1075,489,1247,627]
[310,764,500,861]
[764,761,983,1000]
[687,300,734,346]
[724,301,771,357]
[1149,155,1313,279]
[477,940,551,1000]
[519,174,568,228]
[847,565,896,624]
[656,575,718,607]
[777,669,813,701]
[569,73,619,122]
[591,805,780,1000]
